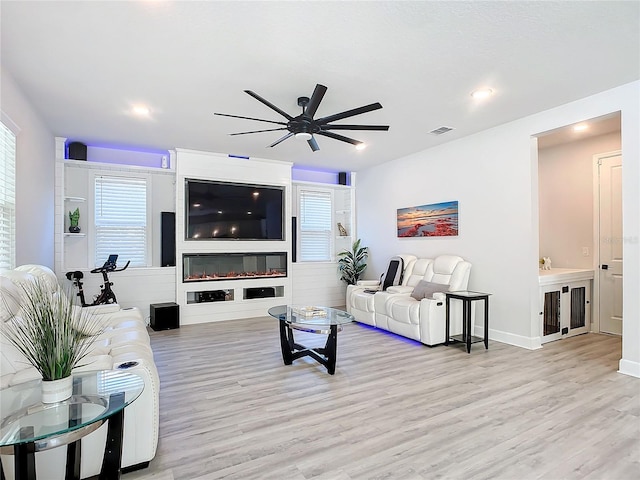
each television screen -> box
[185,179,284,240]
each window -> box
[298,188,332,262]
[0,121,16,270]
[94,175,149,267]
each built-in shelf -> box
[64,196,86,202]
[64,233,86,237]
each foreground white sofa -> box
[0,265,159,479]
[347,255,472,346]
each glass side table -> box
[268,305,354,375]
[445,290,491,353]
[0,370,144,480]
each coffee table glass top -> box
[0,370,144,448]
[268,305,354,326]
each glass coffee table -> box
[268,305,354,375]
[0,370,144,480]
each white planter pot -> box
[41,376,73,403]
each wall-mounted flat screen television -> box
[185,179,284,240]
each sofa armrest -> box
[356,280,381,288]
[432,292,446,301]
[386,285,414,294]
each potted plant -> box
[1,279,103,403]
[68,207,81,233]
[337,238,369,285]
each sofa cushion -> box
[410,280,448,300]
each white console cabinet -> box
[539,268,593,344]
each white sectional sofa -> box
[346,255,472,346]
[0,265,159,479]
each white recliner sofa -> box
[346,255,472,346]
[0,265,159,479]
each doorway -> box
[536,112,622,340]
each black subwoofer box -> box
[150,302,179,331]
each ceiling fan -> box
[214,84,389,152]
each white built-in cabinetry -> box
[539,268,593,343]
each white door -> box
[598,152,623,335]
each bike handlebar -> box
[90,260,130,274]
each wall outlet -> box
[582,247,590,256]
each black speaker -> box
[67,142,87,161]
[150,302,179,331]
[245,287,275,299]
[161,212,175,267]
[338,172,347,185]
[291,216,297,263]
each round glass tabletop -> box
[268,305,354,327]
[0,370,144,449]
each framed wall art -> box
[397,200,458,237]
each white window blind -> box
[299,189,332,262]
[0,121,16,270]
[95,175,148,267]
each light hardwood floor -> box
[123,317,639,480]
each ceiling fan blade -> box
[315,102,383,124]
[268,132,295,148]
[304,84,327,118]
[308,136,320,152]
[244,90,294,120]
[316,130,362,146]
[229,128,288,136]
[321,124,389,131]
[214,112,287,126]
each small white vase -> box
[41,376,73,403]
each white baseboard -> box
[618,359,640,378]
[474,325,542,350]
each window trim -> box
[89,171,153,268]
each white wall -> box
[539,132,621,269]
[356,81,640,377]
[1,70,55,267]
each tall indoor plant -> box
[2,279,103,402]
[337,238,369,285]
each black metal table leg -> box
[99,392,125,480]
[484,297,489,349]
[65,377,83,480]
[445,296,450,345]
[324,325,338,375]
[14,427,36,480]
[465,299,472,353]
[279,319,294,365]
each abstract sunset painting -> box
[397,201,459,237]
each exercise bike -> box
[66,254,130,306]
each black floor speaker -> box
[161,212,176,267]
[150,302,179,331]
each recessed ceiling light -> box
[355,143,366,151]
[573,124,589,132]
[132,105,150,116]
[470,88,494,100]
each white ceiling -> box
[2,1,638,172]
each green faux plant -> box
[69,207,80,227]
[1,279,103,381]
[337,238,369,285]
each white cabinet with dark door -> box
[539,269,594,344]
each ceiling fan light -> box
[295,132,312,141]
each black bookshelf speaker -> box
[161,212,175,267]
[67,142,87,160]
[338,172,347,185]
[291,216,297,263]
[150,302,179,331]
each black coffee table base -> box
[279,320,339,375]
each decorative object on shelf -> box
[68,207,81,233]
[337,238,368,285]
[337,222,348,236]
[397,200,458,237]
[540,257,552,270]
[1,279,103,403]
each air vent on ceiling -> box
[429,126,454,135]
